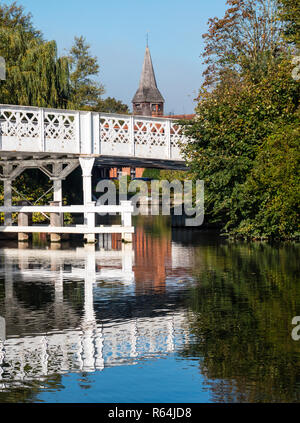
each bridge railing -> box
[0,104,188,160]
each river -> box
[0,216,299,403]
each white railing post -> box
[75,111,81,154]
[166,119,171,160]
[39,108,45,152]
[80,111,93,154]
[85,201,96,244]
[87,201,96,228]
[92,113,100,155]
[129,116,135,156]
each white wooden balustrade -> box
[0,104,187,161]
[0,201,134,242]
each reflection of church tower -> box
[132,46,165,117]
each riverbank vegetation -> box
[181,0,299,240]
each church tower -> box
[132,46,165,117]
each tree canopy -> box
[277,0,300,47]
[0,2,70,108]
[67,35,104,110]
[182,0,300,239]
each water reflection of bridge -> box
[0,236,194,388]
[0,312,189,389]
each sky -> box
[6,0,228,114]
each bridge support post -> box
[79,158,95,205]
[79,157,95,225]
[18,201,32,242]
[52,163,64,227]
[50,201,62,243]
[3,178,12,226]
[53,176,62,203]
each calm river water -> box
[0,216,299,403]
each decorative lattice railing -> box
[0,104,188,161]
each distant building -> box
[132,46,165,117]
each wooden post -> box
[121,201,133,243]
[3,179,12,226]
[18,201,32,242]
[50,201,62,243]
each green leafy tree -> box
[278,0,300,47]
[67,36,104,109]
[183,59,299,227]
[94,96,129,114]
[0,2,70,107]
[182,0,300,239]
[202,0,283,87]
[229,118,300,239]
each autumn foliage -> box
[182,0,300,239]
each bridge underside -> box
[0,152,187,171]
[0,152,187,233]
[94,155,187,171]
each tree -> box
[278,0,300,47]
[228,118,300,239]
[0,2,70,108]
[94,96,129,114]
[67,36,104,109]
[202,0,283,87]
[183,58,299,226]
[0,1,41,37]
[0,1,71,215]
[181,0,300,239]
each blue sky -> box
[7,0,227,114]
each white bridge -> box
[0,104,187,161]
[0,104,189,239]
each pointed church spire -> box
[132,46,165,117]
